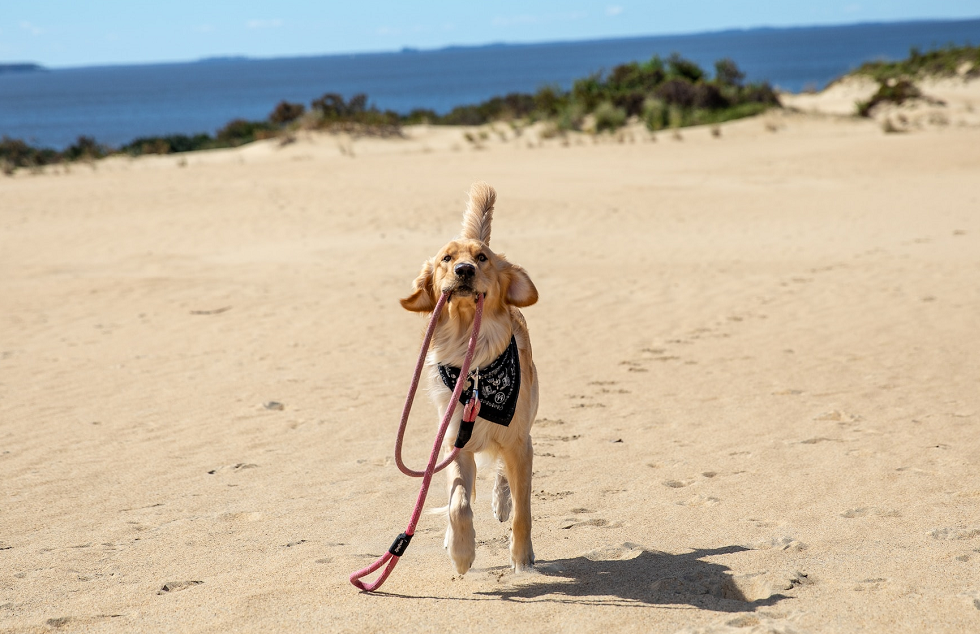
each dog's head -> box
[400,182,537,314]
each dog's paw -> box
[492,473,512,522]
[447,524,476,574]
[512,553,535,574]
[511,542,535,573]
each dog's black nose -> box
[454,262,476,278]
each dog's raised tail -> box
[460,182,496,245]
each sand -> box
[2,107,979,633]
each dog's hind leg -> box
[502,436,534,572]
[492,463,512,522]
[445,449,477,574]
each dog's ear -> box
[501,262,538,308]
[459,182,496,245]
[400,259,437,312]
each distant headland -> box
[0,63,45,74]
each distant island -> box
[0,63,44,74]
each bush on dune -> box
[269,100,306,124]
[855,44,980,82]
[856,79,923,117]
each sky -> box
[3,1,980,68]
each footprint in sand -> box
[561,517,619,529]
[677,494,720,507]
[662,478,696,488]
[207,463,259,475]
[929,527,980,540]
[535,418,565,427]
[157,580,203,595]
[814,410,861,423]
[533,490,573,501]
[217,512,263,522]
[853,577,887,592]
[537,434,582,442]
[798,437,842,445]
[744,536,807,552]
[840,507,901,518]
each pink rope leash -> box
[349,292,484,592]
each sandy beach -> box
[2,102,980,633]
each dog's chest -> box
[437,336,521,426]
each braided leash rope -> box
[349,292,484,592]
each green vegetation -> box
[851,44,979,117]
[856,79,923,117]
[1,52,781,173]
[854,44,980,82]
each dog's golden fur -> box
[401,182,538,574]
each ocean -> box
[1,18,978,149]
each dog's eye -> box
[442,255,452,262]
[477,254,487,262]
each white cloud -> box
[492,12,587,27]
[492,14,539,27]
[20,21,44,36]
[606,5,624,16]
[246,19,284,29]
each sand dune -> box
[2,113,979,633]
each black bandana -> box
[438,336,521,427]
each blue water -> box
[1,18,978,149]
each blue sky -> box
[3,1,979,67]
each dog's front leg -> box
[502,436,535,572]
[444,448,477,574]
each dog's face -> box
[400,238,537,313]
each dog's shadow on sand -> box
[377,544,796,611]
[476,544,792,610]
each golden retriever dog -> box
[400,182,538,574]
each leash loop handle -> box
[349,292,484,592]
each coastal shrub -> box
[0,136,59,167]
[441,92,535,125]
[312,92,368,119]
[667,53,705,83]
[714,58,745,87]
[402,108,440,124]
[739,82,781,106]
[571,73,605,111]
[63,136,107,161]
[690,102,771,125]
[533,84,564,117]
[269,100,305,124]
[856,79,922,117]
[555,102,586,131]
[216,119,277,146]
[121,133,214,155]
[656,78,699,108]
[309,92,402,133]
[642,98,666,131]
[611,90,647,116]
[694,83,729,109]
[593,101,627,132]
[855,44,980,82]
[606,59,667,93]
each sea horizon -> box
[2,17,978,149]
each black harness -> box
[438,336,521,428]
